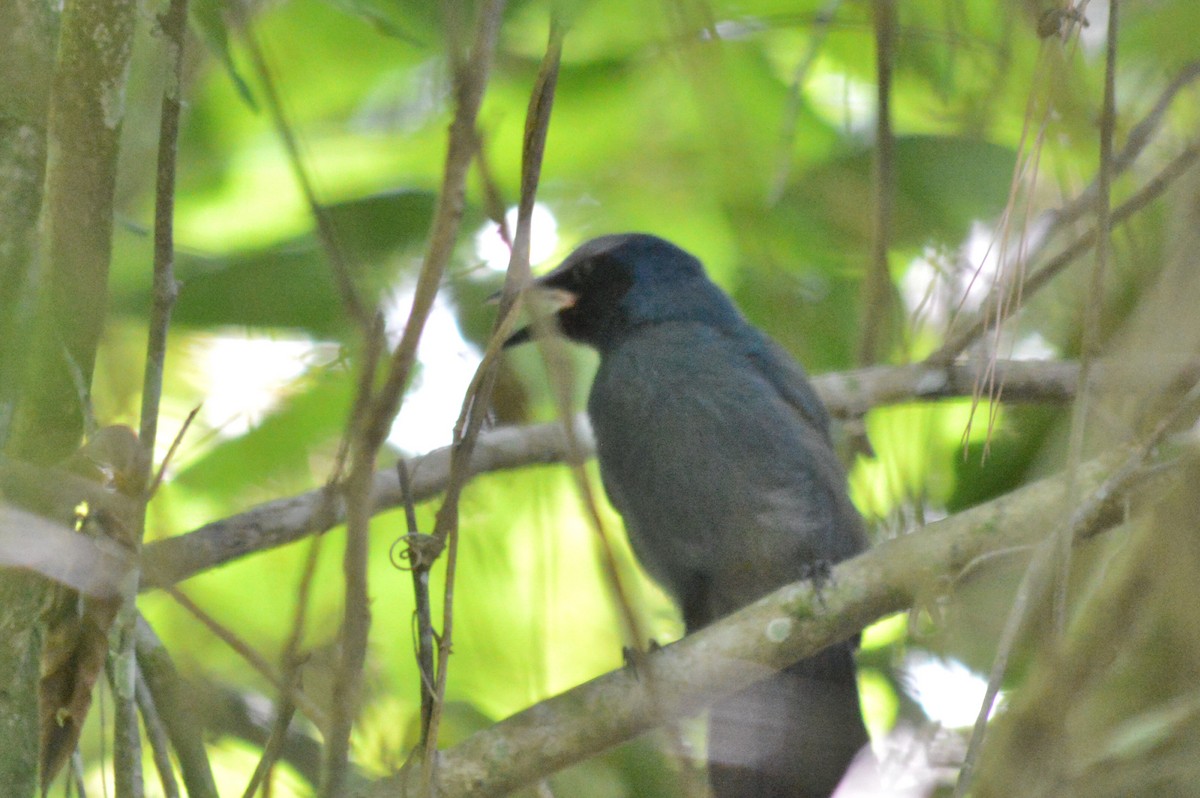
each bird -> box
[505,233,870,797]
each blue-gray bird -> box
[507,233,869,797]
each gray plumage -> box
[509,233,869,797]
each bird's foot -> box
[800,559,835,607]
[622,640,662,679]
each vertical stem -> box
[1059,0,1119,630]
[419,16,563,791]
[111,0,190,792]
[858,0,896,366]
[396,459,437,745]
[10,0,136,463]
[319,4,506,793]
[141,0,188,460]
[0,0,60,789]
[0,0,58,449]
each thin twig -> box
[1053,59,1200,229]
[146,404,199,499]
[162,586,328,729]
[359,0,505,464]
[111,0,192,785]
[857,0,896,365]
[274,319,379,797]
[928,140,1200,365]
[139,0,186,464]
[394,459,437,744]
[421,8,559,790]
[319,3,506,793]
[240,696,297,798]
[235,12,371,330]
[134,616,219,798]
[135,667,180,798]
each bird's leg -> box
[800,558,835,609]
[622,639,663,680]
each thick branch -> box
[374,449,1136,797]
[9,0,136,462]
[0,0,56,442]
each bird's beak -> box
[495,282,578,348]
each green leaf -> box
[173,364,354,498]
[167,190,435,337]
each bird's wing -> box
[743,330,833,442]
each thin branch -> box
[135,616,219,798]
[135,667,180,798]
[393,459,436,746]
[278,321,377,797]
[320,3,506,793]
[114,0,190,785]
[141,358,1181,589]
[927,140,1200,365]
[194,681,343,789]
[240,696,296,798]
[140,416,588,589]
[359,0,504,465]
[234,10,371,330]
[161,587,328,730]
[1052,59,1200,230]
[139,0,187,462]
[857,0,896,366]
[494,22,658,748]
[420,14,564,787]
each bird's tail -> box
[707,641,868,798]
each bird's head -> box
[504,233,738,351]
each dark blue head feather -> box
[532,233,743,350]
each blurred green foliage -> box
[70,0,1200,793]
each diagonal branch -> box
[376,444,1150,797]
[928,140,1200,365]
[928,60,1200,368]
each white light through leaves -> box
[194,333,319,438]
[901,651,1001,729]
[384,285,481,455]
[473,203,560,273]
